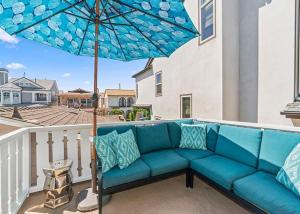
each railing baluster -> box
[63,131,68,160]
[77,132,83,177]
[30,132,38,187]
[16,136,23,204]
[47,132,54,163]
[9,139,17,212]
[0,142,9,214]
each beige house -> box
[133,0,300,126]
[101,89,136,114]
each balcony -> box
[1,120,299,214]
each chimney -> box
[12,106,22,120]
[118,83,121,90]
[35,78,36,83]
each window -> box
[13,92,19,103]
[180,94,192,118]
[119,97,126,107]
[127,97,134,107]
[199,0,215,44]
[35,93,47,101]
[155,72,162,96]
[295,0,300,100]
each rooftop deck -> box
[20,176,249,214]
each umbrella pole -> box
[77,0,111,212]
[91,0,99,195]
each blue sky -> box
[0,29,147,92]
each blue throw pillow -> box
[95,131,118,173]
[114,129,141,169]
[276,143,300,197]
[180,124,207,150]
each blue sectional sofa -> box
[96,120,300,214]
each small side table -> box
[43,160,73,208]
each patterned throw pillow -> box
[276,143,300,197]
[180,124,207,150]
[114,129,141,169]
[95,131,118,173]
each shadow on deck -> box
[19,176,249,214]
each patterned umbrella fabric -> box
[0,0,199,61]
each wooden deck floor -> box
[19,176,250,214]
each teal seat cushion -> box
[166,119,194,148]
[180,124,207,150]
[174,148,213,161]
[191,155,256,190]
[234,171,300,214]
[141,150,189,176]
[95,131,118,173]
[114,129,140,169]
[102,159,150,189]
[216,125,262,167]
[276,143,300,197]
[97,124,137,139]
[193,121,220,151]
[136,123,172,154]
[259,129,300,175]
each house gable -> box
[12,77,45,90]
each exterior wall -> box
[107,96,136,108]
[258,0,296,126]
[21,92,32,103]
[222,0,240,121]
[137,0,224,120]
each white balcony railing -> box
[1,119,300,214]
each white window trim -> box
[180,94,192,119]
[198,0,216,45]
[155,71,162,97]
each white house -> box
[0,68,59,106]
[133,0,300,126]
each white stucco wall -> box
[135,0,298,126]
[137,0,224,120]
[258,0,295,125]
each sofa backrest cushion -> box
[97,124,137,139]
[216,125,262,167]
[194,121,220,151]
[136,123,172,154]
[258,129,300,175]
[167,119,194,148]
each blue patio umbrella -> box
[0,0,198,211]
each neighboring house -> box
[133,0,300,126]
[103,89,136,114]
[0,68,59,106]
[58,88,93,108]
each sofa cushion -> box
[102,159,150,189]
[141,150,189,176]
[167,119,194,148]
[259,129,300,175]
[234,171,300,214]
[95,131,118,173]
[136,123,172,154]
[193,121,220,151]
[174,148,213,161]
[114,129,140,169]
[276,143,300,197]
[179,124,207,150]
[216,125,262,167]
[97,124,137,139]
[191,155,256,190]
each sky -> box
[0,29,147,92]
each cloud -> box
[62,73,71,78]
[0,29,19,44]
[6,63,26,70]
[84,80,90,85]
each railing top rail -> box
[0,128,28,144]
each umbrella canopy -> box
[0,0,198,61]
